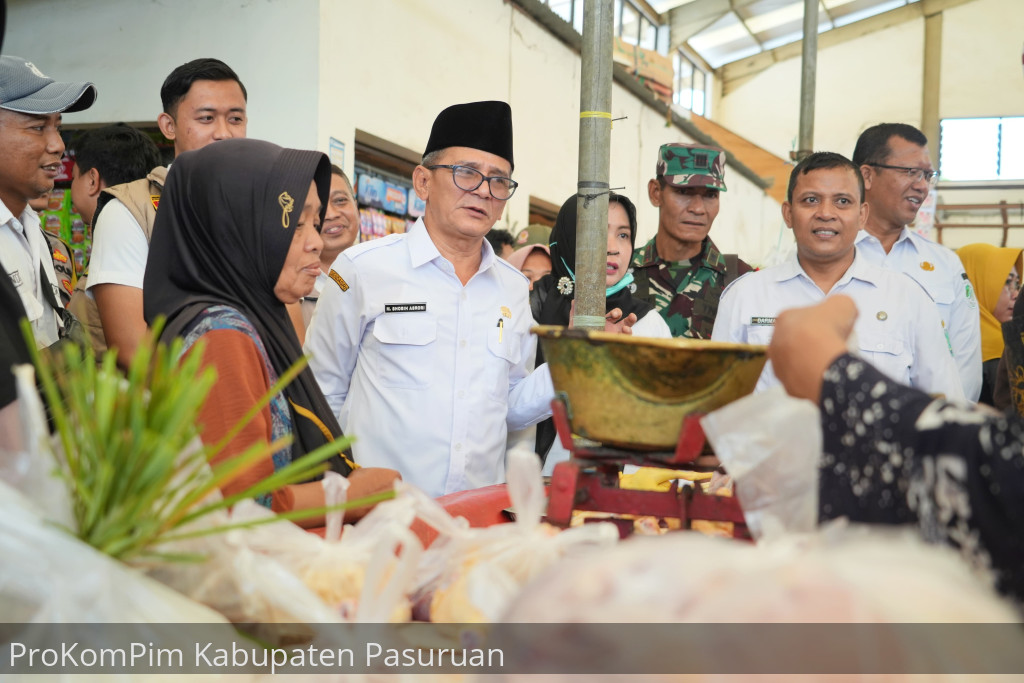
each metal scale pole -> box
[573,0,614,330]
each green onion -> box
[22,319,391,563]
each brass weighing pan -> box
[534,325,767,451]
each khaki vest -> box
[67,166,168,357]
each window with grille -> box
[940,117,1024,181]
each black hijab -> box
[143,138,351,474]
[531,192,654,462]
[534,192,654,327]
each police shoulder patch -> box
[328,269,349,292]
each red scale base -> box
[545,397,750,540]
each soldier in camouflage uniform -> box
[631,142,751,338]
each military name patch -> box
[385,302,427,313]
[328,269,349,292]
[750,316,776,326]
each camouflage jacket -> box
[630,237,751,338]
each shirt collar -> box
[0,198,16,227]
[776,249,873,288]
[407,216,497,274]
[407,217,441,268]
[855,226,915,250]
[0,198,38,234]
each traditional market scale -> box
[533,326,768,539]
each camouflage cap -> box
[656,143,727,192]
[515,223,552,247]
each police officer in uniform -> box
[631,142,752,338]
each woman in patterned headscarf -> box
[144,138,398,523]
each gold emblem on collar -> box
[920,261,935,271]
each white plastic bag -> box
[411,447,619,622]
[0,364,74,529]
[0,479,228,624]
[701,385,822,541]
[217,479,423,623]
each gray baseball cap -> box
[0,55,96,114]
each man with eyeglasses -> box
[853,123,982,401]
[304,100,555,498]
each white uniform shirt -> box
[856,228,982,401]
[712,251,965,400]
[86,199,148,291]
[304,217,555,498]
[0,200,61,347]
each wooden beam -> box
[667,0,730,47]
[921,12,942,165]
[717,0,979,95]
[632,0,663,23]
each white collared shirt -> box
[856,228,982,401]
[712,250,965,400]
[304,217,554,498]
[0,200,61,347]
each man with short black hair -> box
[713,151,963,399]
[852,123,982,401]
[485,227,515,260]
[632,142,752,338]
[87,58,247,369]
[0,55,95,348]
[69,123,161,226]
[65,123,162,354]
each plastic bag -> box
[411,447,619,623]
[0,363,73,529]
[701,385,822,542]
[218,479,424,623]
[505,524,1020,623]
[0,479,228,624]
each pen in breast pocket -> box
[497,318,504,343]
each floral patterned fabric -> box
[819,353,1024,604]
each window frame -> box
[940,116,1024,182]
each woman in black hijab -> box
[529,192,671,467]
[144,138,398,523]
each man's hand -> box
[768,296,858,403]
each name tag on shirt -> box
[385,302,427,313]
[750,316,776,326]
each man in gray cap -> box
[305,100,555,498]
[631,142,751,338]
[0,55,95,349]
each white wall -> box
[715,0,1024,249]
[8,0,777,264]
[324,0,777,261]
[6,0,320,149]
[717,19,924,163]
